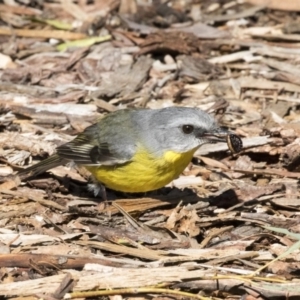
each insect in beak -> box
[203,129,243,154]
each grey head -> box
[135,106,225,156]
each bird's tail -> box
[18,154,67,180]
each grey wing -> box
[57,109,141,166]
[56,127,133,166]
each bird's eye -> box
[182,125,194,134]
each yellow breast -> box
[85,147,196,193]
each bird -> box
[19,107,241,195]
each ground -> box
[1,0,300,299]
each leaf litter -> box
[1,0,300,299]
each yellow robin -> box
[19,107,242,194]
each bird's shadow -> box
[22,172,240,212]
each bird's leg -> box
[99,184,107,202]
[87,182,104,198]
[87,181,109,212]
[87,173,105,197]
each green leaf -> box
[56,35,112,51]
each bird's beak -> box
[202,128,243,154]
[202,128,229,143]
